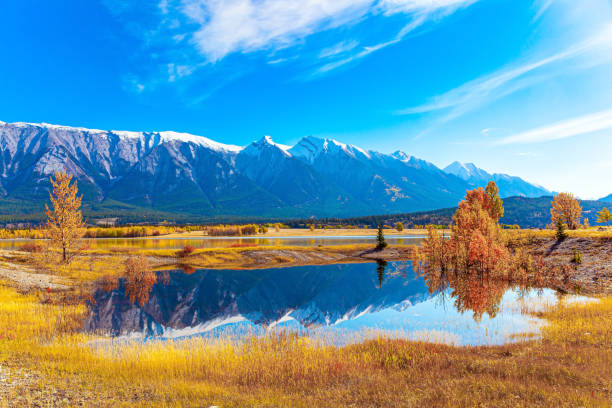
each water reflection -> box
[86,262,569,346]
[0,235,423,250]
[376,259,387,289]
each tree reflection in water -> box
[376,259,388,289]
[123,255,157,307]
[421,268,509,322]
[103,257,558,326]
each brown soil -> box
[522,236,612,294]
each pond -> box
[84,262,581,346]
[0,235,424,250]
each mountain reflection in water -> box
[85,262,561,346]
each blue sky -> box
[1,0,611,198]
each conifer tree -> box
[376,224,387,250]
[555,218,568,241]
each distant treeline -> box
[0,196,609,230]
[0,223,290,239]
[285,207,456,230]
[285,196,611,229]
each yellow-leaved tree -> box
[44,171,85,263]
[550,193,582,230]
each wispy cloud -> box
[318,40,360,59]
[497,108,612,145]
[314,15,427,74]
[180,0,478,63]
[532,0,554,22]
[396,24,612,121]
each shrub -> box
[18,242,43,253]
[571,248,583,264]
[176,245,196,257]
[396,222,404,232]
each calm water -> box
[85,262,577,346]
[0,235,424,250]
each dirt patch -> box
[522,237,612,294]
[0,262,70,292]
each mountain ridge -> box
[0,121,552,220]
[444,161,550,198]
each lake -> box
[85,262,579,346]
[0,235,425,250]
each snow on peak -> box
[444,161,492,181]
[259,135,292,152]
[0,121,242,153]
[391,150,412,162]
[115,130,242,153]
[3,121,107,133]
[289,135,371,162]
[241,135,292,157]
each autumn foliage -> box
[176,245,196,257]
[124,255,157,307]
[550,193,582,230]
[413,184,509,277]
[44,171,85,262]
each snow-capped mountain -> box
[0,121,550,218]
[444,161,550,198]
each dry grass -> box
[0,280,610,407]
[507,227,612,242]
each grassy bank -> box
[0,282,610,407]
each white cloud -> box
[396,24,612,119]
[179,0,478,63]
[377,0,478,15]
[497,108,612,145]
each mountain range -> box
[0,121,551,221]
